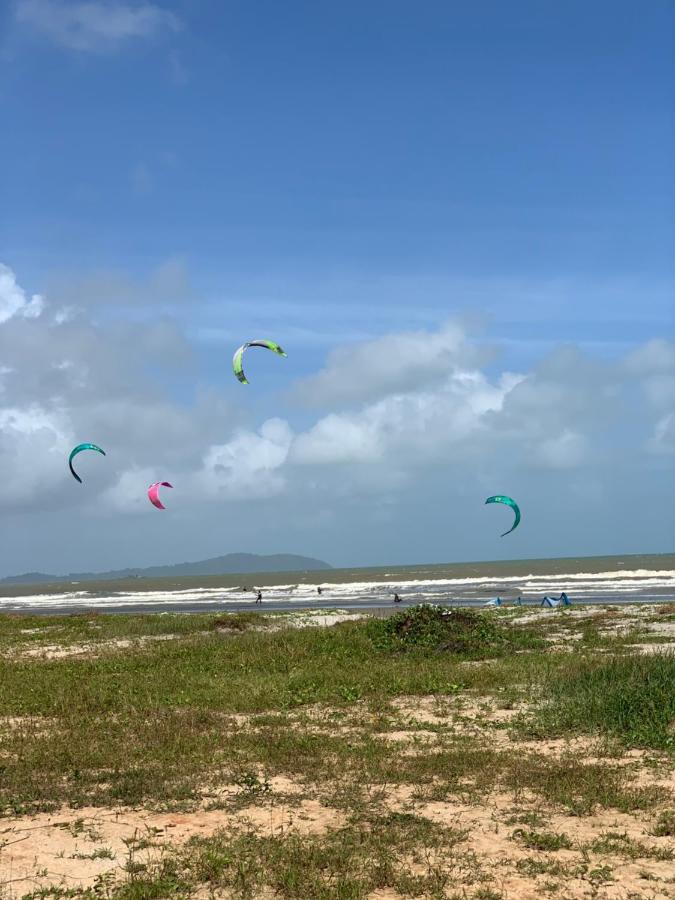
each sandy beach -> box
[1,600,673,898]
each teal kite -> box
[69,443,106,483]
[485,495,520,536]
[232,339,287,384]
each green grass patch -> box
[650,809,675,837]
[511,829,572,851]
[0,612,244,648]
[117,816,465,899]
[520,652,675,752]
[587,831,672,861]
[0,610,669,816]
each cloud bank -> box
[0,261,673,572]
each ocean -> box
[0,553,673,615]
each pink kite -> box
[148,481,173,510]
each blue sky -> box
[0,0,673,574]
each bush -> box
[367,605,504,657]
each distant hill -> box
[0,553,333,586]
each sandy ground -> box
[1,692,673,898]
[4,603,675,662]
[1,604,673,898]
[3,611,364,661]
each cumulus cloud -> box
[291,369,523,468]
[0,263,44,324]
[191,419,293,502]
[0,259,673,574]
[0,262,230,515]
[15,0,180,53]
[625,339,675,375]
[289,321,492,408]
[44,258,193,311]
[99,466,164,514]
[0,405,73,508]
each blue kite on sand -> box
[541,592,571,608]
[485,597,503,607]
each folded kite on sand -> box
[541,593,571,608]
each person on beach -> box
[256,590,262,604]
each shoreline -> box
[1,594,673,617]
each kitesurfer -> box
[393,593,402,603]
[256,590,262,604]
[317,586,323,595]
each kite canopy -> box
[69,443,106,483]
[148,481,173,510]
[541,593,571,608]
[485,495,521,536]
[232,339,287,384]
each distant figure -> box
[393,593,402,603]
[256,590,262,604]
[317,586,323,595]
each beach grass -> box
[519,651,675,751]
[0,604,673,898]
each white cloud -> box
[15,0,180,52]
[532,429,588,469]
[292,413,381,465]
[292,369,523,468]
[650,413,675,455]
[0,263,44,323]
[99,466,163,514]
[191,419,293,501]
[625,339,675,375]
[0,258,673,579]
[0,405,72,507]
[289,321,492,408]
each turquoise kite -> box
[232,339,287,384]
[485,495,520,536]
[69,443,106,483]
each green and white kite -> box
[232,339,287,384]
[485,495,521,536]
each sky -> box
[0,0,673,576]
